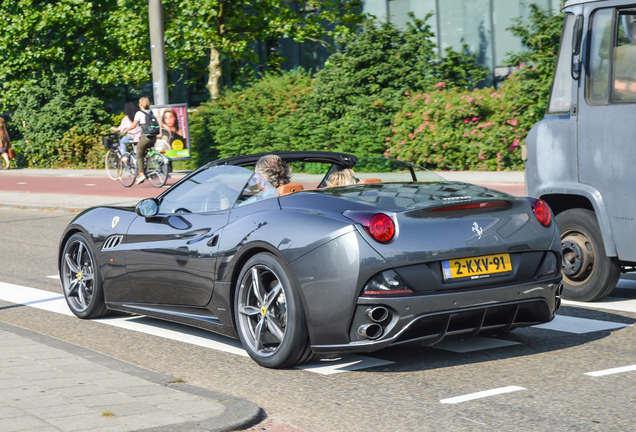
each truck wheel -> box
[556,209,620,301]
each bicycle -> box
[102,133,124,180]
[118,142,169,188]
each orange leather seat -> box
[357,178,382,184]
[277,183,304,195]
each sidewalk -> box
[0,321,262,432]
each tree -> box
[162,0,363,98]
[504,4,564,117]
[306,14,488,156]
[0,0,150,113]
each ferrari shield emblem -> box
[112,216,120,229]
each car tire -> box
[235,253,313,368]
[60,233,109,318]
[557,209,620,302]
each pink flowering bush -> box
[385,76,530,170]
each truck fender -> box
[533,181,617,257]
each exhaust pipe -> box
[358,323,383,340]
[364,306,389,323]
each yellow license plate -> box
[442,253,512,281]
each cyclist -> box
[111,102,140,159]
[126,96,157,185]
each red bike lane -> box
[0,174,180,198]
[0,171,525,198]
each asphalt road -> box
[1,205,635,432]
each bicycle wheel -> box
[104,150,120,180]
[146,152,169,188]
[118,153,137,187]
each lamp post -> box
[148,0,168,105]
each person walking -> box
[126,97,158,184]
[0,118,12,169]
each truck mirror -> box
[572,15,584,55]
[572,15,584,79]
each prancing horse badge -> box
[112,216,120,229]
[472,221,483,239]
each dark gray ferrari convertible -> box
[59,151,563,368]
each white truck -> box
[525,0,636,301]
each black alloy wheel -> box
[60,233,109,318]
[235,253,313,368]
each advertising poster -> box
[150,103,191,160]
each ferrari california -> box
[59,151,563,368]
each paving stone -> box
[0,414,52,432]
[8,394,69,410]
[45,412,125,432]
[70,392,137,408]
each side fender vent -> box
[102,235,123,250]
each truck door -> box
[578,7,636,261]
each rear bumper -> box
[310,277,562,353]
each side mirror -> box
[135,198,159,218]
[572,15,584,56]
[572,15,584,80]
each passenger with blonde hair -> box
[0,118,12,169]
[326,168,356,187]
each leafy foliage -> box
[298,15,488,156]
[11,74,108,167]
[0,0,149,112]
[504,4,564,118]
[163,0,364,97]
[55,126,106,168]
[189,71,315,164]
[0,3,562,172]
[384,5,564,171]
[385,85,528,170]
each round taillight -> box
[368,213,395,243]
[532,200,551,226]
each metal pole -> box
[148,0,168,105]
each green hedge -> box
[189,71,316,165]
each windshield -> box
[158,165,279,213]
[315,157,444,188]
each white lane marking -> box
[85,184,96,187]
[562,297,636,314]
[432,336,520,353]
[46,275,60,280]
[585,364,636,377]
[533,314,629,334]
[0,282,393,374]
[96,315,249,357]
[440,386,526,404]
[17,182,27,185]
[0,282,71,315]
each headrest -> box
[277,183,304,195]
